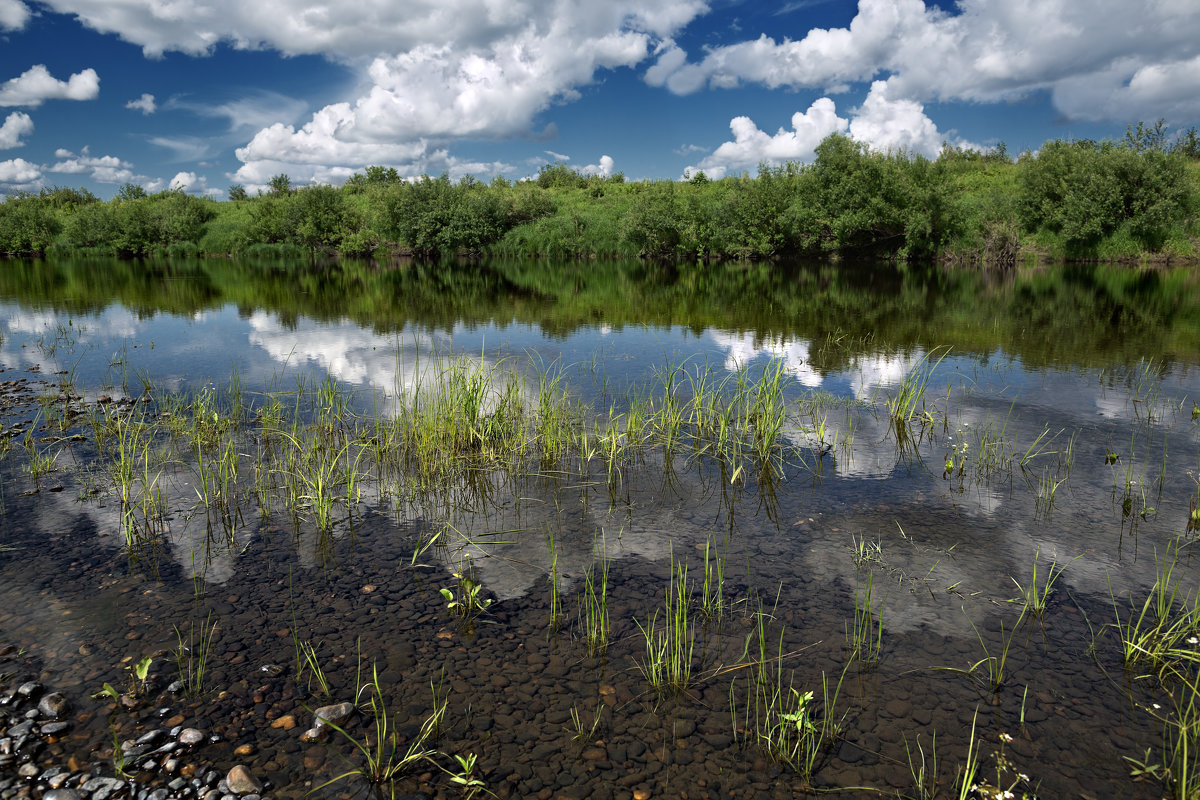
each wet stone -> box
[311,702,353,731]
[178,729,204,746]
[81,778,125,800]
[135,730,165,746]
[40,721,70,735]
[15,683,41,699]
[43,791,81,800]
[16,763,38,778]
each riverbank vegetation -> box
[1,124,1198,265]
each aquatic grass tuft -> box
[173,613,217,697]
[580,549,610,656]
[636,554,695,696]
[886,347,949,432]
[315,663,446,797]
[847,567,885,664]
[736,607,845,783]
[1011,548,1077,617]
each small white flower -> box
[1018,773,1030,782]
[1188,636,1198,645]
[1154,703,1162,710]
[999,732,1014,743]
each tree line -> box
[1,124,1197,265]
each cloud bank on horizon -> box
[0,0,1198,196]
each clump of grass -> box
[847,567,885,664]
[568,701,606,743]
[700,539,726,626]
[174,614,217,697]
[580,551,610,656]
[315,664,446,796]
[297,640,332,698]
[886,347,949,432]
[735,608,845,783]
[1010,548,1076,617]
[935,612,1023,698]
[1111,542,1200,677]
[636,554,696,696]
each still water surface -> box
[0,256,1198,799]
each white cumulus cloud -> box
[0,0,29,30]
[48,147,141,184]
[580,155,614,177]
[648,0,1200,125]
[0,65,100,107]
[125,93,156,114]
[688,97,847,178]
[685,83,966,178]
[0,157,41,188]
[32,0,708,59]
[225,1,706,184]
[0,112,33,149]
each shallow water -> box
[0,256,1199,799]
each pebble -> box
[225,765,262,795]
[178,728,205,746]
[44,791,81,800]
[37,692,71,719]
[310,701,353,734]
[234,744,255,756]
[16,682,42,699]
[269,715,295,730]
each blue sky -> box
[1,0,1197,198]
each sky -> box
[1,0,1198,199]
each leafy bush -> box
[0,195,63,254]
[1017,139,1192,251]
[61,191,216,255]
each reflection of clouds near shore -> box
[705,331,823,387]
[247,312,455,395]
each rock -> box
[269,715,296,730]
[233,744,255,757]
[178,728,205,746]
[16,682,42,699]
[17,762,38,778]
[41,721,71,735]
[81,778,125,800]
[136,729,165,746]
[43,791,81,800]
[226,765,263,795]
[311,702,353,732]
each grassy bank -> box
[1,129,1198,265]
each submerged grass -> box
[735,606,845,783]
[174,613,217,698]
[636,553,696,697]
[316,663,447,798]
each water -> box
[0,255,1198,799]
